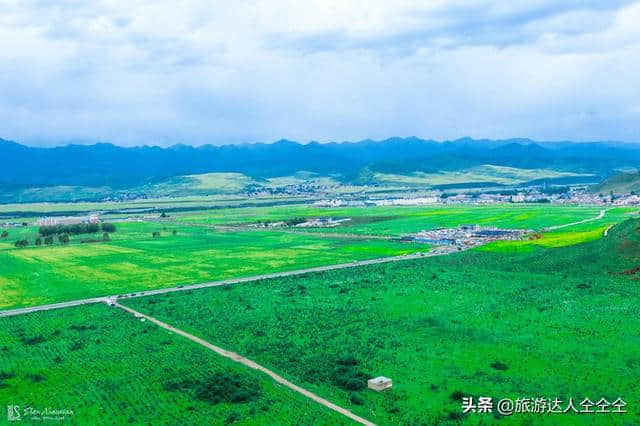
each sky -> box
[1,0,640,147]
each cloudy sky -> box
[1,0,640,146]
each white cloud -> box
[0,0,639,146]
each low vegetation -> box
[126,219,640,425]
[0,304,346,424]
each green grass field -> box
[124,219,640,425]
[177,204,621,236]
[0,304,346,425]
[0,221,423,310]
[1,204,635,310]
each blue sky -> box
[1,0,639,146]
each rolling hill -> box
[591,171,640,195]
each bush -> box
[101,223,116,233]
[14,239,28,248]
[44,236,54,245]
[165,373,261,405]
[0,230,8,238]
[35,237,42,246]
[58,234,70,244]
[103,232,111,241]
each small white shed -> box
[368,376,392,392]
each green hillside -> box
[591,171,640,195]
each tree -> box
[35,237,42,246]
[44,236,54,245]
[160,212,168,218]
[172,230,177,236]
[152,231,161,238]
[14,239,28,248]
[58,234,70,244]
[101,223,116,233]
[0,230,8,238]
[103,232,110,241]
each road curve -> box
[541,209,607,232]
[115,302,376,426]
[1,249,455,318]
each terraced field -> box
[0,304,346,425]
[124,220,640,425]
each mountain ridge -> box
[2,137,640,189]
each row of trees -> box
[15,234,70,248]
[38,222,116,237]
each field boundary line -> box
[114,302,376,426]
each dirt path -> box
[542,209,607,231]
[604,224,615,237]
[114,302,376,426]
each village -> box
[400,225,532,248]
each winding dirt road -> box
[542,208,607,232]
[115,302,376,426]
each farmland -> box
[0,304,346,425]
[0,204,634,311]
[0,221,423,310]
[0,204,631,311]
[124,219,640,424]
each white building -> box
[368,376,392,392]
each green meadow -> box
[0,304,346,425]
[0,221,423,310]
[125,219,640,425]
[176,204,612,236]
[1,204,635,310]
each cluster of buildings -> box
[249,217,352,229]
[404,225,530,248]
[313,187,640,208]
[36,214,100,227]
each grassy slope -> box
[125,220,640,425]
[374,165,591,186]
[591,171,640,195]
[0,222,423,310]
[0,304,345,425]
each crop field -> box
[1,205,635,311]
[0,221,423,310]
[0,304,345,425]
[176,204,616,235]
[124,219,640,425]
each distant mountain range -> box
[1,137,640,190]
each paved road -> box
[115,302,376,426]
[541,209,607,232]
[0,249,458,318]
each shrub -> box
[58,234,70,244]
[14,239,28,248]
[101,223,116,233]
